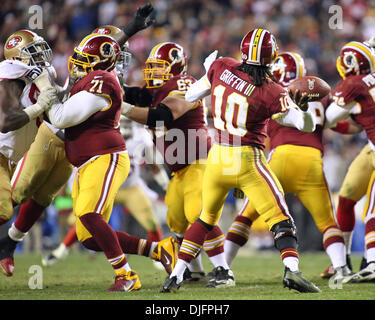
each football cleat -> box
[108,270,142,292]
[152,236,178,275]
[342,262,375,284]
[320,254,352,279]
[41,246,69,267]
[160,275,181,293]
[0,235,19,276]
[329,265,353,283]
[320,264,335,279]
[206,266,235,288]
[183,268,206,283]
[283,268,321,293]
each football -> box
[288,75,331,101]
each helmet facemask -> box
[68,49,101,77]
[115,44,132,76]
[17,39,52,67]
[143,59,173,88]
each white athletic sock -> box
[366,248,375,263]
[52,243,68,259]
[170,259,189,283]
[342,231,353,255]
[8,223,27,242]
[209,252,230,270]
[283,257,299,272]
[224,240,241,267]
[326,242,346,268]
[188,253,204,273]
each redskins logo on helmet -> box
[240,28,278,66]
[270,52,306,87]
[336,41,375,79]
[68,34,121,77]
[92,25,132,75]
[4,29,52,66]
[143,42,188,88]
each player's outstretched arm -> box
[113,3,155,47]
[122,95,198,127]
[47,91,110,129]
[0,80,56,133]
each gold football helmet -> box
[4,29,52,66]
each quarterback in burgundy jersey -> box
[123,42,231,285]
[324,40,375,283]
[162,29,320,294]
[224,52,350,282]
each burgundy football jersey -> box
[332,73,375,145]
[206,57,289,149]
[65,70,125,167]
[148,74,212,173]
[267,95,330,153]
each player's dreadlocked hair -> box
[237,63,276,86]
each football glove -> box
[124,3,155,38]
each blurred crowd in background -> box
[0,0,373,255]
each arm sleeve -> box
[185,74,211,102]
[324,101,356,128]
[272,107,316,132]
[47,91,110,129]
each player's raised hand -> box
[204,50,218,73]
[37,87,58,111]
[289,89,309,112]
[124,3,155,38]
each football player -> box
[0,2,157,276]
[161,28,322,293]
[122,42,235,286]
[223,51,352,282]
[41,118,166,267]
[0,29,59,276]
[321,37,375,278]
[323,40,375,283]
[44,33,178,292]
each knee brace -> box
[271,219,298,251]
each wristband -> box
[23,103,44,120]
[121,101,134,115]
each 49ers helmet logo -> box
[6,36,22,49]
[95,27,111,35]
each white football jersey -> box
[0,60,41,163]
[121,126,154,188]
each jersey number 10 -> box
[212,85,249,137]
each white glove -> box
[203,50,218,73]
[37,87,58,111]
[121,101,135,115]
[23,87,58,120]
[33,69,54,91]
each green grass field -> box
[0,249,374,302]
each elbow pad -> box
[146,103,173,127]
[123,86,153,107]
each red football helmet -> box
[143,42,187,88]
[240,28,278,66]
[68,34,121,77]
[336,41,375,79]
[270,52,306,87]
[91,25,132,75]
